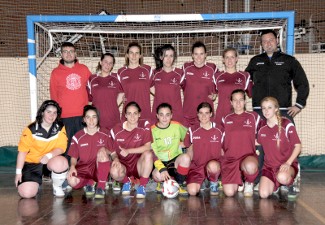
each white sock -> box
[51,171,68,189]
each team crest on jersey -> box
[272,133,280,142]
[133,133,142,142]
[108,81,115,88]
[201,71,210,79]
[170,78,178,85]
[235,78,243,85]
[210,135,219,142]
[139,72,146,80]
[66,73,81,90]
[97,138,105,145]
[51,127,58,135]
[243,119,252,127]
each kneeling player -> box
[67,105,112,199]
[151,103,191,195]
[184,102,222,196]
[109,102,153,199]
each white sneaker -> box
[53,186,65,197]
[244,182,254,197]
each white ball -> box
[162,179,180,198]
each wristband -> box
[16,168,22,174]
[45,153,53,159]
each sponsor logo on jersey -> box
[226,121,233,124]
[122,76,129,80]
[275,61,284,66]
[80,143,89,147]
[218,79,225,83]
[66,73,81,90]
[155,78,161,81]
[260,133,266,137]
[35,132,43,136]
[186,72,194,75]
[117,139,125,142]
[256,62,264,65]
[192,136,201,139]
[92,84,99,87]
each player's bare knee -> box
[48,156,68,172]
[179,153,191,166]
[18,186,38,199]
[259,189,270,199]
[224,188,236,197]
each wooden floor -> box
[1,171,325,225]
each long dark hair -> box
[153,44,176,70]
[82,105,100,127]
[36,100,62,124]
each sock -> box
[122,176,130,184]
[52,170,68,189]
[97,161,111,189]
[139,177,149,187]
[176,165,189,185]
[244,170,258,183]
[207,171,220,183]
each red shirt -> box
[118,65,152,121]
[184,122,222,167]
[151,68,183,123]
[214,71,252,125]
[257,118,301,169]
[222,111,260,161]
[69,128,113,169]
[181,62,217,124]
[110,119,152,165]
[50,61,91,118]
[87,73,123,130]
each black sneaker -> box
[94,188,105,199]
[288,185,297,201]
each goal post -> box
[26,11,295,121]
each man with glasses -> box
[50,42,92,157]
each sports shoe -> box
[238,185,244,192]
[94,188,105,199]
[179,184,189,196]
[136,185,146,198]
[244,182,254,197]
[85,184,95,196]
[210,181,219,196]
[253,183,259,192]
[113,181,121,191]
[218,180,223,190]
[156,182,162,193]
[280,185,289,193]
[288,185,298,200]
[200,179,208,191]
[53,186,65,197]
[122,182,131,195]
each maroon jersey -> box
[184,122,222,167]
[151,68,183,123]
[222,111,260,162]
[257,118,301,169]
[118,65,152,121]
[68,128,113,178]
[214,71,252,125]
[181,62,217,126]
[110,119,152,166]
[87,73,123,130]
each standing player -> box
[214,47,252,126]
[15,100,68,198]
[67,105,112,199]
[181,41,217,127]
[151,103,190,194]
[118,42,152,122]
[258,97,301,200]
[50,42,92,156]
[221,89,260,197]
[109,102,153,198]
[87,53,124,130]
[150,44,184,124]
[184,102,222,196]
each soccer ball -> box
[162,179,180,198]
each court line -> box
[297,198,325,224]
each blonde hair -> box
[261,97,282,148]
